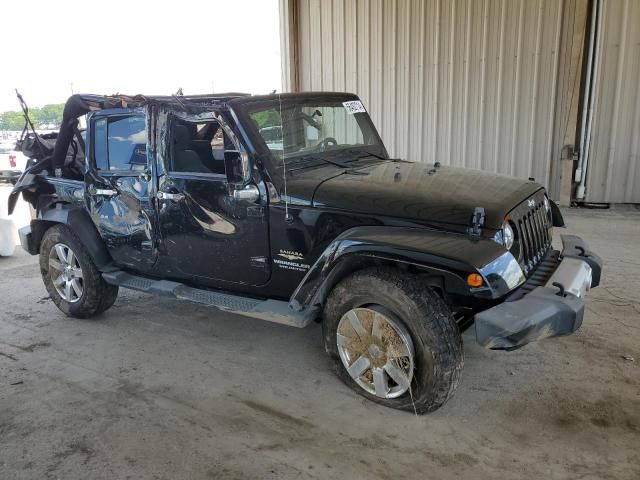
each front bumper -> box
[475,235,603,350]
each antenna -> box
[278,93,293,223]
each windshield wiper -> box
[315,156,351,167]
[287,155,351,173]
[327,148,389,162]
[355,151,387,160]
[286,149,390,174]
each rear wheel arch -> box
[31,204,115,272]
[29,219,60,255]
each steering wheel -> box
[318,137,338,152]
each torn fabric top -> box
[50,93,250,169]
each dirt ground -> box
[0,205,639,480]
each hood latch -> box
[467,207,486,237]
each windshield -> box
[247,98,386,168]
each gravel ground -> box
[0,204,638,480]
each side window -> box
[170,120,230,176]
[93,115,147,172]
[107,116,147,171]
[93,118,108,170]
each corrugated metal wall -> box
[282,0,586,198]
[585,0,640,203]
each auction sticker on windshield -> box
[343,100,366,114]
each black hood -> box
[286,161,542,229]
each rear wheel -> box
[323,267,464,413]
[40,225,118,318]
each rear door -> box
[85,109,157,272]
[156,116,270,287]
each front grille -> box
[510,191,553,275]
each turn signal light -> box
[467,273,484,288]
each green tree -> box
[0,111,26,130]
[0,103,65,130]
[251,109,281,129]
[39,104,65,126]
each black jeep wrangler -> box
[9,92,602,413]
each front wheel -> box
[323,267,464,413]
[40,225,118,318]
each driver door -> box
[156,117,270,287]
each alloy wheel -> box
[48,243,84,303]
[336,307,415,399]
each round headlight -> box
[503,222,514,250]
[543,196,551,213]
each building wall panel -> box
[586,0,640,203]
[283,0,588,198]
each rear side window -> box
[93,115,147,171]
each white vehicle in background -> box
[0,142,28,183]
[1,142,29,256]
[0,184,17,256]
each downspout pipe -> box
[575,0,599,183]
[576,0,603,200]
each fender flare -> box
[30,204,115,272]
[289,226,524,311]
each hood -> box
[289,161,542,229]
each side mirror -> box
[224,150,251,185]
[232,184,260,203]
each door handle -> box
[89,184,117,196]
[157,191,185,202]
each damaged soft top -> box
[8,91,250,215]
[16,91,250,165]
[49,92,250,171]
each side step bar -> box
[102,271,318,328]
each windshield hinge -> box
[467,207,486,237]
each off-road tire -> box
[40,224,118,318]
[323,267,464,413]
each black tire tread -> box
[39,224,118,319]
[323,266,464,413]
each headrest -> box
[173,125,191,149]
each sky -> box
[0,0,282,112]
